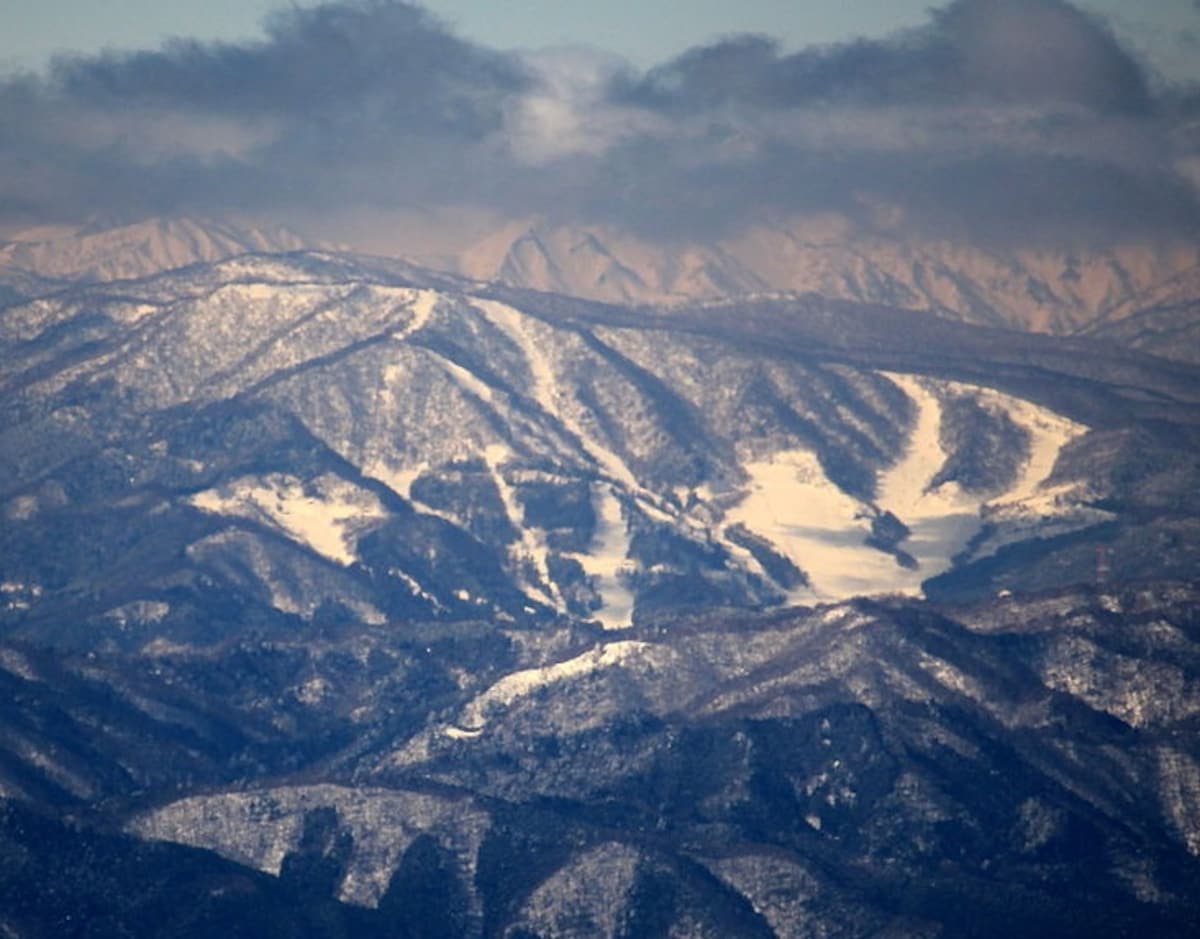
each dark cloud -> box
[583,0,1194,240]
[931,0,1152,112]
[54,1,526,134]
[0,0,531,222]
[0,0,1197,246]
[618,0,1151,114]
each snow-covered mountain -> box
[2,249,1196,647]
[4,248,1200,936]
[453,218,1200,335]
[6,213,1200,355]
[1081,262,1200,363]
[0,215,310,286]
[1085,299,1200,363]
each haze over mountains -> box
[0,217,308,284]
[5,214,1200,346]
[2,1,1200,936]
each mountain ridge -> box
[453,218,1200,334]
[5,582,1200,936]
[3,249,1198,645]
[6,215,1200,355]
[0,216,311,287]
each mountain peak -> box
[0,215,312,284]
[436,215,1200,334]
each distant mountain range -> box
[454,218,1200,335]
[0,216,308,285]
[5,215,1200,343]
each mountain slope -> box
[1084,300,1200,365]
[5,251,1197,647]
[3,585,1200,936]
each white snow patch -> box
[1,581,43,612]
[0,581,41,596]
[569,484,637,630]
[443,725,485,740]
[233,282,278,302]
[344,599,387,627]
[104,600,171,629]
[392,290,438,340]
[473,295,690,625]
[724,373,1090,600]
[873,374,984,587]
[989,393,1084,504]
[472,299,562,424]
[725,448,886,601]
[964,393,1099,559]
[141,638,196,657]
[0,648,38,682]
[188,473,387,566]
[366,462,424,502]
[472,299,666,519]
[916,650,986,701]
[295,677,331,706]
[484,443,563,612]
[460,640,657,730]
[878,376,972,516]
[129,785,490,909]
[6,732,94,799]
[972,483,1112,560]
[436,356,498,404]
[387,568,444,612]
[109,302,161,326]
[5,495,39,520]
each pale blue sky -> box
[2,0,1198,80]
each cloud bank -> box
[1,0,1198,245]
